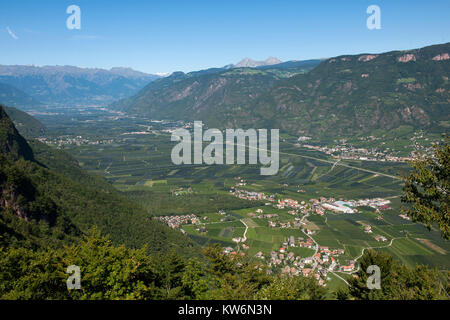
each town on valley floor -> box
[155,178,401,287]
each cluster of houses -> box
[299,238,315,249]
[309,197,343,214]
[320,246,345,256]
[298,130,433,162]
[154,214,199,229]
[160,186,400,285]
[261,240,348,286]
[300,142,413,163]
[307,248,346,273]
[248,210,278,220]
[269,250,300,268]
[268,220,292,229]
[276,198,302,210]
[38,135,114,147]
[298,132,437,164]
[226,240,345,284]
[307,197,392,215]
[230,188,275,202]
[341,261,356,272]
[232,188,392,225]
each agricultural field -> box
[40,113,449,287]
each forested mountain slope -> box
[0,105,198,254]
[110,60,321,128]
[3,106,46,138]
[250,42,450,137]
[116,43,449,139]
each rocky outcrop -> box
[432,53,450,61]
[398,54,416,63]
[358,55,378,62]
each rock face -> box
[358,55,378,62]
[234,57,282,68]
[432,53,450,61]
[398,54,416,63]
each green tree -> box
[181,258,209,299]
[202,244,271,299]
[347,250,448,300]
[255,275,327,300]
[402,135,449,239]
[0,246,66,299]
[0,228,155,300]
[149,250,187,299]
[62,228,153,299]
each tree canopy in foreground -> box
[402,135,449,239]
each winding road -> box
[299,209,407,286]
[240,219,249,242]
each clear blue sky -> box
[1,0,449,74]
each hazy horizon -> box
[1,0,449,74]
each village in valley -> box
[49,113,447,289]
[155,177,399,287]
[296,130,439,163]
[42,109,449,293]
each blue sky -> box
[1,0,449,74]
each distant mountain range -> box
[113,43,450,138]
[2,43,449,139]
[110,59,322,126]
[0,65,160,108]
